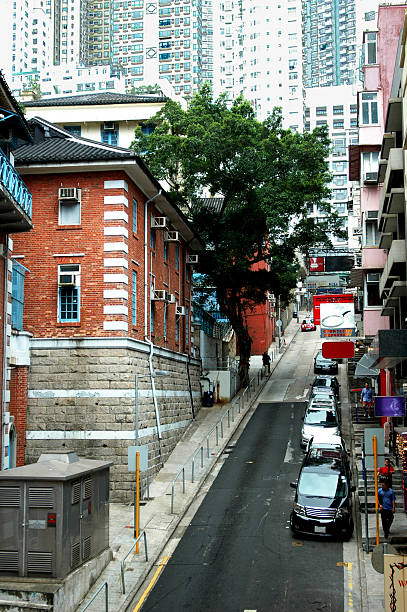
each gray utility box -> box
[0,451,112,580]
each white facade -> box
[305,85,360,250]
[213,0,303,129]
[10,0,50,79]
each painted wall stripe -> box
[28,389,201,399]
[26,420,192,440]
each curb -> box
[122,324,300,611]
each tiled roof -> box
[23,92,167,108]
[197,198,224,213]
[14,117,136,164]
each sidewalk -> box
[76,318,300,611]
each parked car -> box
[309,388,340,409]
[300,406,340,449]
[314,351,338,374]
[311,375,340,400]
[290,447,354,539]
[307,397,341,423]
[301,318,316,332]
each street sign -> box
[128,445,148,472]
[384,553,407,611]
[322,341,355,359]
[313,293,354,325]
[364,428,385,470]
[375,396,406,417]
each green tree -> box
[131,86,343,386]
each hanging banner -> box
[309,257,325,272]
[320,301,356,338]
[313,293,354,325]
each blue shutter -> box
[11,261,26,331]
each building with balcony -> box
[11,116,204,501]
[348,5,407,340]
[0,72,34,472]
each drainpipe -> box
[1,236,8,469]
[143,190,163,464]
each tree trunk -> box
[218,288,252,389]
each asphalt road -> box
[142,331,347,612]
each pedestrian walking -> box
[360,382,374,418]
[378,479,396,538]
[378,458,395,488]
[262,351,271,375]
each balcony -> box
[380,133,396,160]
[385,98,402,133]
[378,187,404,226]
[379,240,406,296]
[380,147,403,201]
[0,149,32,233]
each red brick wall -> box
[9,366,28,466]
[12,170,193,353]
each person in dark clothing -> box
[378,479,396,538]
[262,351,271,374]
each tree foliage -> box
[131,85,343,385]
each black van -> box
[290,448,354,539]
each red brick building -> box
[12,117,203,501]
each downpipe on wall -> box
[144,190,164,465]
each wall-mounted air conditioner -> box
[103,122,115,131]
[151,217,168,229]
[352,228,362,235]
[366,273,381,282]
[186,254,199,264]
[366,210,378,219]
[364,172,378,184]
[59,188,80,201]
[176,305,185,316]
[167,294,176,304]
[59,272,79,286]
[164,231,179,242]
[152,289,169,301]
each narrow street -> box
[137,329,359,611]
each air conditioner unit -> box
[367,273,381,282]
[186,254,199,264]
[366,210,378,219]
[58,187,80,201]
[165,231,179,242]
[364,172,378,184]
[59,273,79,286]
[103,122,115,131]
[152,289,168,301]
[151,216,167,229]
[176,305,185,316]
[352,228,362,235]
[167,293,176,304]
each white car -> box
[301,406,340,450]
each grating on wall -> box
[72,481,81,504]
[0,551,18,572]
[28,487,54,508]
[27,551,52,573]
[0,486,20,507]
[83,536,91,561]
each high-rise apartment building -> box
[213,0,303,130]
[9,0,206,100]
[303,0,357,88]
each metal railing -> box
[79,581,108,612]
[0,148,32,218]
[120,531,149,594]
[170,358,278,513]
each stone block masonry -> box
[25,338,201,502]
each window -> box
[63,125,81,137]
[365,216,379,247]
[101,123,118,145]
[316,106,327,116]
[365,272,380,306]
[333,161,347,172]
[362,151,379,180]
[132,270,137,325]
[185,305,189,345]
[365,32,377,65]
[333,175,347,186]
[132,198,137,233]
[150,227,156,250]
[58,264,80,322]
[11,260,26,331]
[59,190,81,225]
[333,119,344,129]
[333,188,347,200]
[333,105,343,115]
[175,243,179,270]
[332,137,346,157]
[361,92,378,125]
[163,239,168,261]
[175,315,179,343]
[163,302,167,337]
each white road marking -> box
[295,388,309,400]
[284,440,295,463]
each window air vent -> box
[28,487,54,508]
[83,477,93,499]
[27,551,53,573]
[83,537,91,561]
[0,551,18,572]
[71,542,80,569]
[0,487,20,507]
[72,481,81,504]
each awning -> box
[371,329,407,369]
[355,353,380,377]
